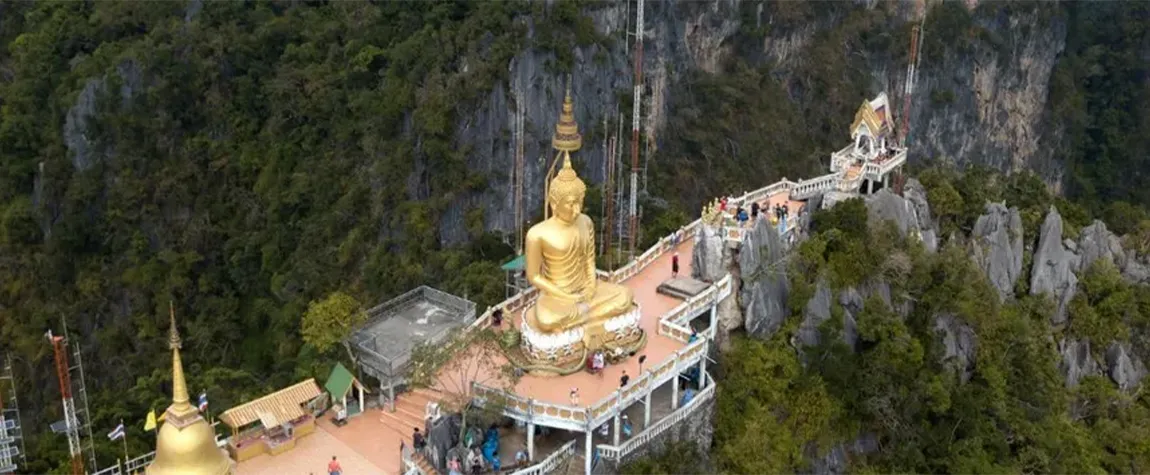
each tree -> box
[301,291,367,364]
[408,328,520,441]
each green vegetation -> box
[1050,2,1150,211]
[703,168,1150,473]
[1,0,1148,472]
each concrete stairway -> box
[379,388,444,475]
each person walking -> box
[671,252,680,278]
[328,456,342,475]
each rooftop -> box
[350,286,477,380]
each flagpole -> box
[121,419,130,466]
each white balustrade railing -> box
[510,439,579,475]
[596,378,716,462]
[792,172,841,200]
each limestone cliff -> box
[436,0,1074,245]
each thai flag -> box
[198,392,208,412]
[107,422,125,441]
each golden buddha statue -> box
[523,90,635,347]
[148,305,234,475]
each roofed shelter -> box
[325,362,369,417]
[347,286,476,410]
[502,255,530,299]
[218,379,322,461]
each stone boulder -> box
[969,202,1024,301]
[1076,220,1150,284]
[1077,220,1128,273]
[796,279,894,351]
[1030,207,1080,325]
[739,217,790,339]
[864,187,938,253]
[933,313,977,384]
[691,223,727,283]
[1059,338,1101,388]
[1105,342,1148,392]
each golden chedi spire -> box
[148,303,234,475]
[551,83,582,153]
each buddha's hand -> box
[576,302,591,317]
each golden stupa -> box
[147,306,234,475]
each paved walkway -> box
[236,236,703,475]
[236,422,387,475]
[503,237,696,407]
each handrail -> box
[509,439,579,475]
[596,377,716,462]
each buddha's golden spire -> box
[148,302,234,475]
[552,81,582,152]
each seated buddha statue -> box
[524,153,634,335]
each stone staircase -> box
[380,388,444,475]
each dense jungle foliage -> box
[0,0,1147,471]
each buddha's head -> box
[548,152,586,223]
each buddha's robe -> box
[525,214,634,333]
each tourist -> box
[751,201,760,220]
[328,456,342,475]
[620,370,630,388]
[492,308,503,327]
[592,351,605,376]
[671,252,679,278]
[515,448,529,466]
[448,456,463,475]
[599,422,610,437]
[413,427,426,450]
[468,448,483,475]
[621,414,633,438]
[569,387,580,405]
[737,207,748,224]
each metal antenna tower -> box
[47,323,96,475]
[0,354,26,474]
[628,0,645,261]
[48,329,84,475]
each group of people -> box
[446,447,486,475]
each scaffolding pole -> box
[0,354,26,475]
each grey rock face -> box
[1076,220,1150,284]
[1059,338,1101,388]
[933,313,977,384]
[797,278,833,348]
[65,79,107,172]
[902,178,938,253]
[1105,342,1148,392]
[692,223,726,282]
[1030,207,1079,325]
[970,202,1024,300]
[797,279,892,351]
[1077,220,1126,272]
[807,433,879,475]
[739,217,789,339]
[865,189,919,235]
[864,188,938,253]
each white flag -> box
[107,422,125,441]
